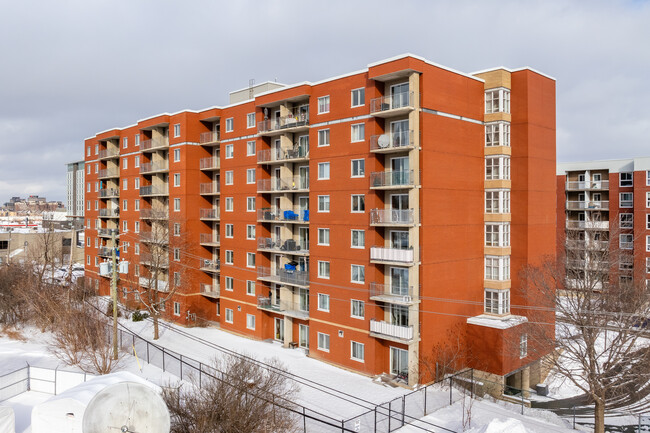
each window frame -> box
[317,96,330,114]
[317,332,330,352]
[351,341,364,362]
[351,229,365,249]
[318,195,330,213]
[351,264,365,284]
[318,162,330,180]
[317,293,330,312]
[351,299,365,319]
[318,129,330,147]
[318,228,330,246]
[246,113,255,129]
[351,123,365,143]
[351,88,365,107]
[351,159,365,178]
[225,308,233,324]
[318,261,330,279]
[225,118,234,133]
[351,194,365,213]
[173,123,180,138]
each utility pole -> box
[111,229,118,360]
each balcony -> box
[370,92,414,117]
[258,111,309,136]
[139,185,169,197]
[200,208,220,221]
[370,130,415,153]
[98,148,119,160]
[139,277,169,292]
[369,319,414,342]
[98,247,113,258]
[257,207,309,224]
[140,231,168,245]
[369,282,415,305]
[565,239,609,250]
[140,162,169,175]
[257,237,309,256]
[257,266,309,288]
[566,220,609,230]
[200,182,220,195]
[370,170,415,189]
[99,188,119,199]
[257,177,309,194]
[98,228,118,238]
[200,233,220,247]
[566,180,609,191]
[99,208,120,218]
[98,168,120,179]
[566,200,609,211]
[257,145,309,165]
[257,296,309,320]
[200,157,220,171]
[200,259,220,274]
[140,138,168,152]
[140,253,169,268]
[370,246,414,265]
[200,283,220,298]
[370,209,415,226]
[140,208,169,220]
[199,131,220,146]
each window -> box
[485,88,510,114]
[485,223,510,247]
[225,250,233,264]
[94,200,98,210]
[620,192,633,208]
[318,261,330,279]
[318,129,330,147]
[95,163,98,173]
[485,156,510,180]
[318,162,330,180]
[134,156,140,168]
[318,195,330,212]
[246,314,256,330]
[87,146,91,156]
[647,214,650,230]
[620,172,633,187]
[247,113,255,129]
[351,341,364,362]
[318,96,330,114]
[318,228,330,246]
[351,195,365,213]
[351,159,365,177]
[174,173,180,187]
[135,135,140,146]
[299,324,309,348]
[647,192,650,208]
[225,118,234,132]
[520,334,528,358]
[174,272,181,286]
[174,148,180,162]
[246,225,255,240]
[351,88,365,107]
[646,257,650,273]
[620,234,633,250]
[247,197,256,212]
[317,332,330,352]
[225,308,233,323]
[351,265,364,283]
[94,144,99,155]
[484,289,510,315]
[225,197,233,212]
[134,178,140,189]
[173,123,180,137]
[122,137,128,148]
[122,178,128,190]
[351,230,365,248]
[351,300,364,319]
[134,221,140,233]
[174,223,181,236]
[620,213,634,229]
[122,158,128,169]
[351,123,365,142]
[317,293,330,312]
[225,144,233,159]
[485,190,510,213]
[173,248,180,261]
[225,170,233,185]
[246,280,255,296]
[135,243,140,255]
[173,302,181,316]
[247,140,256,156]
[174,198,181,212]
[87,182,91,193]
[246,168,256,184]
[225,224,233,238]
[485,255,510,280]
[122,221,128,232]
[247,252,255,268]
[647,235,650,252]
[86,237,90,247]
[134,199,140,211]
[225,276,233,291]
[122,199,128,211]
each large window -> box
[225,118,234,132]
[620,172,633,187]
[225,308,233,323]
[620,234,634,250]
[225,250,234,264]
[485,88,510,114]
[351,159,365,177]
[247,197,255,212]
[351,341,364,362]
[351,230,365,248]
[318,261,330,279]
[485,223,510,247]
[173,124,180,137]
[318,228,330,246]
[318,195,330,212]
[351,124,365,142]
[225,197,233,211]
[317,332,330,352]
[620,213,634,229]
[318,162,330,180]
[225,170,233,185]
[351,265,365,284]
[225,224,233,238]
[485,289,510,315]
[318,129,330,147]
[485,255,510,280]
[317,293,330,311]
[485,190,510,213]
[620,192,633,208]
[247,140,256,156]
[247,168,256,184]
[247,252,255,268]
[485,156,510,180]
[247,280,255,296]
[246,314,256,330]
[351,195,365,212]
[318,96,330,114]
[247,225,255,240]
[351,88,365,107]
[247,113,255,129]
[351,300,364,319]
[225,144,233,159]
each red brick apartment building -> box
[557,158,650,289]
[83,54,556,388]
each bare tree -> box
[420,325,470,383]
[27,227,65,285]
[0,263,32,326]
[522,225,650,433]
[163,354,299,433]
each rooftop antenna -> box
[248,78,255,100]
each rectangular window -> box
[87,146,91,156]
[351,341,364,362]
[351,265,365,284]
[122,220,128,232]
[318,195,330,212]
[134,221,140,233]
[246,280,255,296]
[174,198,181,212]
[318,162,330,180]
[174,148,180,162]
[122,137,128,148]
[318,96,330,114]
[225,197,233,212]
[225,250,233,264]
[246,168,256,184]
[225,223,233,238]
[134,178,140,189]
[351,300,364,319]
[173,123,180,137]
[94,144,98,155]
[485,190,510,213]
[351,195,365,213]
[173,248,180,261]
[485,223,510,247]
[134,155,140,167]
[620,234,634,250]
[318,293,330,311]
[225,118,234,132]
[247,197,256,212]
[351,123,365,142]
[485,255,510,280]
[174,173,180,187]
[317,332,330,352]
[225,308,233,323]
[225,144,233,159]
[122,178,128,190]
[647,235,650,252]
[318,228,330,246]
[351,230,365,248]
[351,159,365,177]
[225,170,233,185]
[174,272,181,286]
[647,214,650,230]
[122,158,127,169]
[173,302,181,316]
[174,223,181,236]
[484,289,510,315]
[485,156,511,180]
[135,135,140,146]
[318,129,330,147]
[246,314,256,330]
[247,252,255,268]
[247,113,255,129]
[351,88,365,107]
[647,192,650,208]
[122,199,127,211]
[620,213,634,229]
[485,88,510,114]
[620,192,633,208]
[318,261,330,279]
[225,276,234,291]
[246,224,255,240]
[135,243,140,255]
[520,334,528,358]
[620,172,633,187]
[247,140,256,156]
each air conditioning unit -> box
[402,295,412,303]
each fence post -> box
[470,369,474,398]
[147,342,150,363]
[424,385,427,415]
[199,362,202,388]
[26,362,30,392]
[388,403,391,432]
[572,406,576,429]
[341,419,344,432]
[374,406,377,433]
[637,413,640,433]
[401,395,406,425]
[180,355,183,380]
[162,347,165,372]
[302,406,305,432]
[449,377,453,405]
[520,391,524,415]
[54,366,58,395]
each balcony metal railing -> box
[566,180,609,190]
[369,282,414,302]
[99,208,120,217]
[369,209,414,225]
[139,231,168,244]
[370,91,414,114]
[565,239,609,250]
[140,161,169,174]
[566,220,609,230]
[140,208,169,219]
[369,319,413,341]
[200,233,220,245]
[257,296,310,318]
[200,157,221,170]
[369,170,415,188]
[140,138,168,152]
[98,148,119,159]
[98,247,113,257]
[370,246,414,264]
[200,208,220,220]
[139,185,169,196]
[200,182,220,195]
[257,145,309,164]
[257,177,309,193]
[99,188,119,198]
[98,168,120,179]
[200,131,221,145]
[200,283,220,297]
[98,228,118,237]
[140,253,169,268]
[139,277,169,292]
[566,200,609,210]
[257,266,309,287]
[257,207,309,223]
[369,130,415,152]
[257,237,309,254]
[258,111,309,134]
[619,241,634,250]
[200,259,220,273]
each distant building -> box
[67,160,85,220]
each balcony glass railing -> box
[200,283,220,297]
[258,207,309,223]
[566,180,609,190]
[98,228,118,237]
[257,296,309,317]
[257,145,309,163]
[369,282,414,302]
[200,208,220,220]
[98,148,119,159]
[99,208,120,217]
[139,277,169,292]
[370,170,415,188]
[370,91,414,114]
[369,130,414,152]
[258,110,309,134]
[257,266,309,287]
[566,200,609,210]
[369,319,413,341]
[369,209,414,225]
[257,177,309,193]
[566,220,609,230]
[200,259,220,272]
[257,237,309,253]
[140,208,169,219]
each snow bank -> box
[0,406,15,433]
[477,418,528,433]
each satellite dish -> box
[377,134,390,148]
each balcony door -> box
[299,227,309,251]
[389,304,409,326]
[391,193,409,210]
[390,83,409,109]
[391,157,409,186]
[390,347,408,378]
[390,230,409,250]
[390,120,409,147]
[299,288,309,312]
[592,173,602,189]
[390,267,409,296]
[299,166,309,189]
[274,317,284,342]
[299,324,309,348]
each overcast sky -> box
[1,0,648,203]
